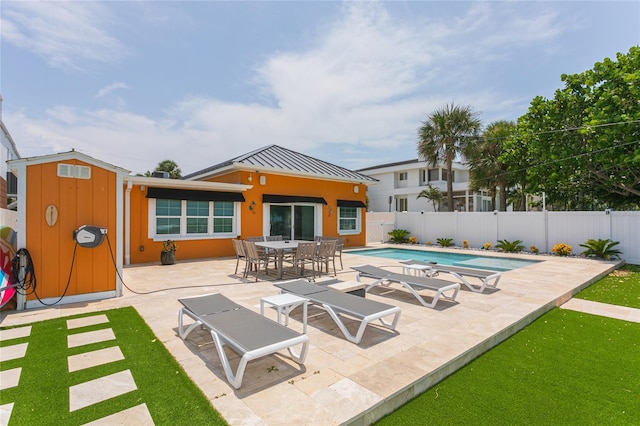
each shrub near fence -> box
[365,211,640,265]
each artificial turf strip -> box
[376,308,640,425]
[574,264,640,309]
[0,306,227,426]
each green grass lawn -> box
[574,264,640,309]
[0,307,226,426]
[377,265,640,425]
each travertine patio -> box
[0,246,622,425]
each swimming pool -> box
[348,248,540,272]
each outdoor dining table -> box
[255,240,316,280]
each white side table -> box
[327,280,366,297]
[402,264,432,277]
[260,293,308,334]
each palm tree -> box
[153,160,182,179]
[417,184,444,211]
[466,120,515,211]
[418,103,481,211]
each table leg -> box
[302,301,307,334]
[277,250,284,279]
[276,306,282,324]
[260,300,265,316]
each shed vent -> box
[57,164,91,179]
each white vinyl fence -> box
[366,211,640,265]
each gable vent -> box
[57,164,91,179]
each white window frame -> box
[397,197,408,212]
[148,198,240,241]
[337,206,361,235]
[398,172,408,181]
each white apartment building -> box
[358,159,492,213]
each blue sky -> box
[1,1,639,176]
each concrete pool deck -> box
[0,245,623,425]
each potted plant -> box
[161,240,178,265]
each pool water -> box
[348,248,540,272]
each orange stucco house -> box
[9,145,376,309]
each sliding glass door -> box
[268,204,316,240]
[269,205,291,238]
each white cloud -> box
[1,1,129,71]
[96,82,130,99]
[6,2,571,174]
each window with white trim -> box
[398,197,408,212]
[398,172,408,181]
[213,201,234,233]
[152,199,237,238]
[338,206,361,234]
[156,199,181,235]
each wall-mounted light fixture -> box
[353,185,359,193]
[249,201,256,213]
[248,173,253,182]
[259,175,266,185]
[327,205,333,217]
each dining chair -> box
[243,240,269,281]
[316,239,337,276]
[284,242,317,278]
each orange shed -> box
[9,151,129,310]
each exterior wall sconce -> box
[327,205,333,217]
[248,173,253,182]
[259,175,266,185]
[249,201,256,213]
[353,185,359,193]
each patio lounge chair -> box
[178,292,309,389]
[399,260,502,293]
[351,264,461,309]
[274,279,401,344]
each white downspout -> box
[124,180,132,266]
[13,161,27,311]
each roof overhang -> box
[8,150,130,175]
[125,175,251,192]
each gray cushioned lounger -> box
[178,293,309,389]
[274,279,401,344]
[399,259,502,293]
[351,264,461,309]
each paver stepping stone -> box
[0,326,31,342]
[0,368,21,390]
[0,402,14,426]
[68,346,125,372]
[67,315,109,330]
[0,343,28,362]
[82,403,154,425]
[69,369,138,412]
[67,328,116,348]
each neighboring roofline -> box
[125,175,251,192]
[8,150,130,174]
[357,158,467,173]
[1,121,20,159]
[357,159,421,172]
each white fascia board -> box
[124,175,252,192]
[8,150,131,175]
